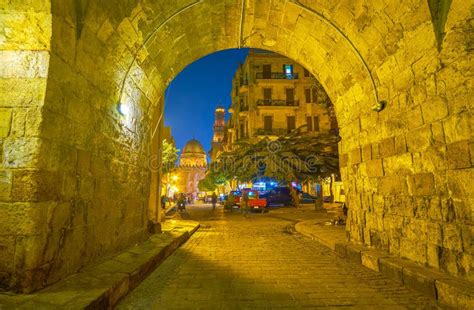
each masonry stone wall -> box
[0,1,52,291]
[1,0,472,291]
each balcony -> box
[256,72,299,80]
[239,79,249,93]
[256,99,299,107]
[255,128,288,136]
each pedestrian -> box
[160,194,168,209]
[241,190,250,218]
[211,192,218,210]
[177,193,186,212]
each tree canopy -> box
[211,127,340,184]
[161,139,179,174]
[198,170,229,192]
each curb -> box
[0,221,200,309]
[295,221,474,309]
[86,221,200,309]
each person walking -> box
[241,190,250,218]
[177,193,186,212]
[211,192,218,210]
[160,194,168,210]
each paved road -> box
[117,204,439,309]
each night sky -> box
[164,48,249,155]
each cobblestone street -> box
[117,205,439,309]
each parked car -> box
[260,187,292,207]
[300,192,318,204]
[242,189,267,213]
[224,190,242,206]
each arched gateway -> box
[1,0,471,292]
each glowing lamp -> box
[118,102,130,116]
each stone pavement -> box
[118,204,439,309]
[294,214,474,308]
[0,220,199,309]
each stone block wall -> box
[1,0,472,292]
[334,2,473,281]
[0,1,52,291]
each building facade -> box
[175,139,207,197]
[223,50,339,195]
[225,49,338,149]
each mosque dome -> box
[182,139,206,154]
[179,139,207,167]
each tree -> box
[198,170,229,192]
[211,126,340,207]
[161,139,179,174]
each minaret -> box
[210,106,226,162]
[213,106,225,143]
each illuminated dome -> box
[182,139,206,154]
[180,139,207,167]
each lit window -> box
[284,64,293,79]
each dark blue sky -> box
[164,48,249,154]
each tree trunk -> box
[289,182,300,208]
[329,175,334,203]
[315,182,323,211]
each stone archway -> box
[1,0,472,292]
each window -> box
[287,116,296,133]
[304,68,310,77]
[312,88,318,103]
[284,64,293,79]
[306,116,313,131]
[305,88,311,103]
[263,88,272,102]
[313,116,320,132]
[262,64,271,78]
[305,87,318,103]
[264,115,273,132]
[286,88,294,104]
[240,122,245,138]
[235,84,238,97]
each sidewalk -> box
[294,215,474,308]
[295,219,346,250]
[0,220,200,309]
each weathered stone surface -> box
[0,51,49,79]
[361,249,389,272]
[379,137,396,158]
[407,173,435,196]
[361,144,372,161]
[382,153,414,175]
[406,125,432,153]
[1,0,472,293]
[366,159,384,177]
[378,175,407,195]
[2,137,42,168]
[446,140,471,169]
[436,278,474,309]
[349,147,361,165]
[402,265,446,299]
[0,170,12,201]
[0,108,13,137]
[421,97,449,123]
